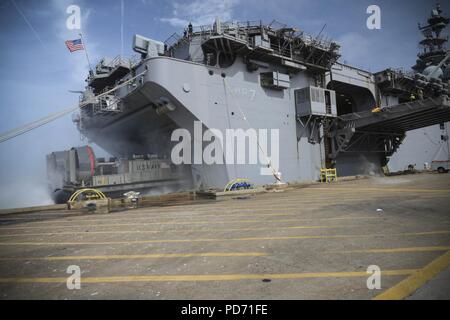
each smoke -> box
[371,176,412,185]
[0,178,53,209]
[142,185,185,197]
[140,175,194,198]
[357,154,383,176]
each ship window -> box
[440,123,445,130]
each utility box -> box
[295,86,337,117]
[260,71,290,90]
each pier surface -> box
[0,173,449,299]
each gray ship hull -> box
[81,57,323,189]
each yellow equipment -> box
[320,168,338,183]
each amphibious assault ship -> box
[47,5,450,202]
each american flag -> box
[65,38,84,52]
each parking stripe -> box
[309,187,450,193]
[328,246,450,254]
[0,269,416,284]
[0,225,349,238]
[0,230,447,246]
[0,212,297,225]
[0,252,267,261]
[373,251,450,300]
[0,216,380,231]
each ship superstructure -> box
[47,6,450,200]
[413,4,450,74]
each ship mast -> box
[413,3,450,77]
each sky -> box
[0,0,448,208]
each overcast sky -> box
[0,0,448,208]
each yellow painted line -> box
[310,187,450,193]
[0,225,348,238]
[374,250,450,300]
[0,230,447,246]
[0,212,296,225]
[0,219,302,230]
[272,192,450,199]
[0,269,417,284]
[0,252,267,261]
[0,212,295,223]
[0,216,380,231]
[0,207,341,221]
[0,204,369,222]
[237,196,448,205]
[213,200,447,210]
[170,194,450,208]
[257,191,449,198]
[329,246,450,254]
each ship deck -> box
[0,172,449,299]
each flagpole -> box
[78,32,93,73]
